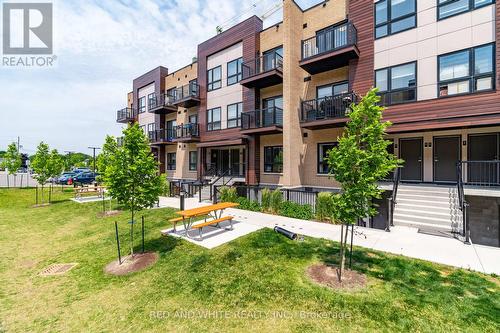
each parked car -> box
[71,172,99,185]
[72,167,91,173]
[57,172,77,185]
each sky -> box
[0,0,321,155]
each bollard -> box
[180,193,185,211]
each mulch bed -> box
[98,210,121,217]
[307,263,366,291]
[104,252,158,276]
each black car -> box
[71,172,98,185]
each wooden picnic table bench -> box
[74,186,106,199]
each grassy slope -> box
[0,189,498,332]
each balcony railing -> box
[174,124,200,139]
[301,22,357,60]
[148,93,176,112]
[301,92,358,122]
[459,160,500,187]
[241,107,283,130]
[148,129,176,143]
[242,53,283,79]
[116,107,136,123]
[172,83,200,103]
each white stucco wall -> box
[137,83,155,131]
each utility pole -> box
[88,147,101,173]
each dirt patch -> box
[104,252,158,276]
[97,210,121,217]
[32,203,50,208]
[307,263,366,291]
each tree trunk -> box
[130,209,135,258]
[6,173,9,188]
[41,185,44,204]
[338,223,350,282]
[13,174,16,187]
[20,174,23,188]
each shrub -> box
[236,197,261,212]
[279,201,314,220]
[316,192,335,222]
[261,188,271,212]
[270,189,283,214]
[219,186,238,203]
[159,174,170,197]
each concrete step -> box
[393,213,452,226]
[396,194,452,202]
[396,198,457,208]
[396,202,452,213]
[394,219,452,231]
[398,185,456,192]
[395,207,452,219]
[397,189,452,197]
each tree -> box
[48,149,65,188]
[97,135,118,184]
[31,142,52,204]
[328,88,401,282]
[1,143,22,187]
[105,124,162,257]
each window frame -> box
[375,61,417,106]
[138,96,146,113]
[437,0,495,21]
[167,153,176,171]
[317,142,338,175]
[207,65,222,92]
[226,102,243,129]
[263,146,283,174]
[207,107,222,131]
[227,58,243,86]
[437,43,495,98]
[315,81,350,99]
[189,151,197,171]
[374,0,417,39]
[147,93,156,110]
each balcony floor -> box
[241,126,283,135]
[240,70,283,89]
[300,45,359,75]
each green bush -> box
[159,174,170,197]
[279,201,314,220]
[219,186,238,202]
[316,192,335,222]
[261,188,271,212]
[236,197,261,212]
[270,189,283,214]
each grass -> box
[0,188,499,332]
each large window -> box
[207,107,221,131]
[166,120,176,140]
[375,0,416,39]
[316,82,349,99]
[438,0,494,20]
[264,146,283,173]
[375,62,416,105]
[263,46,283,71]
[318,142,338,174]
[227,102,242,128]
[147,93,156,109]
[207,66,222,91]
[138,96,146,113]
[189,151,197,171]
[438,43,494,97]
[167,153,176,170]
[227,58,243,85]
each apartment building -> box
[116,0,499,246]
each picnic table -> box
[167,202,239,240]
[74,186,106,199]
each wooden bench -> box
[191,216,234,240]
[169,217,184,232]
[74,186,105,199]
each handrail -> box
[242,52,283,79]
[148,93,175,110]
[172,82,200,102]
[301,92,358,122]
[174,124,200,138]
[116,107,136,121]
[456,161,470,244]
[148,129,176,143]
[387,167,401,231]
[301,21,357,60]
[241,107,283,129]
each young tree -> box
[328,88,400,282]
[1,142,22,187]
[97,135,118,184]
[48,149,65,189]
[31,142,51,204]
[105,124,162,257]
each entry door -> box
[434,136,461,183]
[219,150,230,175]
[230,149,240,176]
[468,134,499,184]
[400,138,423,182]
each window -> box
[438,0,493,20]
[438,43,494,97]
[207,66,222,91]
[147,123,156,141]
[227,58,243,85]
[147,93,156,109]
[189,151,197,171]
[167,153,176,170]
[318,143,338,174]
[227,102,242,128]
[207,107,221,131]
[375,0,416,39]
[138,96,146,113]
[264,146,283,173]
[167,88,177,102]
[263,46,283,71]
[166,120,176,140]
[375,62,416,105]
[189,115,198,124]
[316,82,349,99]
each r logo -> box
[2,3,53,54]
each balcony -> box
[300,22,359,75]
[148,93,177,114]
[241,107,283,135]
[172,124,200,142]
[148,129,176,145]
[172,83,200,108]
[116,107,136,123]
[300,92,358,129]
[240,53,283,89]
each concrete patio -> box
[158,196,500,275]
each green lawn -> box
[0,189,499,332]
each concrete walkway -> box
[158,197,500,275]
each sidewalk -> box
[158,197,500,275]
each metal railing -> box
[204,162,246,178]
[172,82,200,102]
[301,92,358,122]
[387,167,401,232]
[116,107,136,122]
[456,162,470,244]
[302,22,357,60]
[148,129,176,143]
[242,53,283,79]
[460,160,500,186]
[148,93,176,110]
[174,124,199,139]
[241,107,283,130]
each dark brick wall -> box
[466,195,500,247]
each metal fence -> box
[460,160,500,186]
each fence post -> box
[36,186,38,205]
[464,203,471,244]
[212,186,218,204]
[286,189,290,201]
[114,221,122,265]
[141,216,145,253]
[386,198,392,232]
